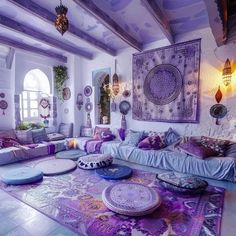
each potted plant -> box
[53,65,69,100]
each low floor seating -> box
[1,167,43,185]
[78,154,113,170]
[56,149,86,161]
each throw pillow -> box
[100,131,115,142]
[138,135,166,150]
[59,123,73,138]
[123,130,144,146]
[32,128,49,143]
[224,143,236,158]
[200,136,229,155]
[15,129,33,144]
[93,126,110,140]
[0,137,20,148]
[47,133,65,141]
[118,128,126,141]
[165,128,181,146]
[0,130,17,140]
[179,139,218,158]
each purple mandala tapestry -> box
[133,39,201,123]
[0,156,224,236]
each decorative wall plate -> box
[143,64,183,106]
[0,100,8,115]
[84,85,93,97]
[85,102,93,112]
[122,90,131,98]
[63,87,71,100]
[0,93,5,98]
[119,100,131,115]
[210,104,227,118]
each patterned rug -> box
[0,157,224,236]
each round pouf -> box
[35,159,77,176]
[78,154,113,170]
[1,167,43,185]
[96,164,132,180]
[102,183,161,216]
[56,149,87,161]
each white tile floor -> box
[0,158,235,236]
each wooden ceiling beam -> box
[0,35,67,63]
[8,0,117,56]
[73,0,143,51]
[203,0,228,46]
[141,0,174,44]
[0,15,93,59]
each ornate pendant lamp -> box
[222,58,232,86]
[55,0,69,35]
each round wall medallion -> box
[119,100,131,115]
[85,102,93,112]
[0,93,5,98]
[63,87,71,100]
[64,108,69,114]
[84,85,93,97]
[122,90,131,98]
[210,104,227,118]
[143,64,183,105]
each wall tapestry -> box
[133,39,201,123]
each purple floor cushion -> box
[78,154,113,169]
[96,164,132,180]
[156,172,208,194]
[35,159,77,176]
[56,149,87,161]
[1,167,43,185]
[102,182,161,216]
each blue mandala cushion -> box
[78,154,113,170]
[156,172,208,194]
[1,167,43,185]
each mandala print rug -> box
[0,157,224,236]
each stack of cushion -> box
[157,172,208,194]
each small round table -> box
[1,167,43,185]
[96,164,132,180]
[35,159,77,176]
[102,182,161,216]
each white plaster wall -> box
[80,27,236,140]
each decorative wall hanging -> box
[86,113,92,128]
[122,90,131,98]
[55,0,69,35]
[215,86,222,103]
[62,87,71,100]
[210,104,227,125]
[111,102,117,112]
[0,92,8,115]
[132,39,201,123]
[84,85,93,97]
[119,100,131,115]
[85,102,93,113]
[112,59,119,96]
[76,93,83,110]
[39,97,51,127]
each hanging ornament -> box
[222,58,232,86]
[55,0,69,35]
[0,100,8,115]
[215,86,222,103]
[112,59,119,96]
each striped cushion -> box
[32,128,49,143]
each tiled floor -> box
[0,158,236,236]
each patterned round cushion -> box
[96,164,132,180]
[35,159,77,176]
[56,149,87,161]
[1,167,43,185]
[156,172,208,194]
[102,183,161,216]
[78,154,113,170]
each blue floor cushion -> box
[96,164,132,180]
[35,159,77,176]
[56,149,87,161]
[1,167,43,185]
[102,183,161,216]
[156,172,208,194]
[78,154,113,170]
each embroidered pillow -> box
[123,130,144,146]
[47,132,65,141]
[32,128,49,143]
[100,131,115,142]
[179,139,218,158]
[200,136,229,155]
[93,126,110,140]
[15,129,33,144]
[165,128,181,146]
[138,135,166,150]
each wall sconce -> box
[55,0,69,35]
[222,58,232,86]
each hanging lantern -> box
[222,58,232,86]
[55,0,69,35]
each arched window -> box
[20,69,50,121]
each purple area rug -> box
[0,157,224,236]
